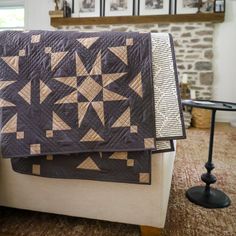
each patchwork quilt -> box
[152,33,185,140]
[0,31,184,185]
[11,151,151,185]
[153,140,174,153]
[0,31,156,158]
[10,140,174,184]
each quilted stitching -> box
[0,31,156,158]
[11,151,151,185]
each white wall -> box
[24,0,236,123]
[213,1,236,122]
[24,0,54,30]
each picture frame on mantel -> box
[67,0,75,14]
[73,0,102,17]
[104,0,134,16]
[214,0,225,13]
[138,0,171,16]
[200,0,215,13]
[175,0,199,14]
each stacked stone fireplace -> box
[61,22,214,99]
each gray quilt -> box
[0,31,156,158]
[1,31,184,185]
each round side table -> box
[182,100,236,208]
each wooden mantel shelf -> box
[51,13,224,27]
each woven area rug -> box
[0,126,235,236]
[164,126,236,236]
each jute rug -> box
[0,127,235,236]
[164,127,236,236]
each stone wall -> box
[61,22,214,99]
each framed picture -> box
[201,0,214,13]
[73,0,102,17]
[104,0,134,16]
[138,0,171,16]
[175,0,199,14]
[214,0,225,13]
[67,0,75,13]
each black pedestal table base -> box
[182,100,236,209]
[186,186,231,208]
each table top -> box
[182,100,236,111]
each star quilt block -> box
[0,31,156,157]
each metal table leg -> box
[186,109,231,208]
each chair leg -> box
[140,226,162,236]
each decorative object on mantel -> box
[63,0,72,17]
[175,0,200,14]
[54,0,60,10]
[182,99,236,209]
[214,0,225,12]
[49,10,64,18]
[73,0,101,17]
[50,0,74,18]
[104,0,134,16]
[200,0,215,13]
[197,0,203,13]
[138,0,171,16]
[175,0,215,14]
[197,0,215,13]
[67,0,75,14]
[49,0,64,18]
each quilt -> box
[153,140,174,153]
[152,33,185,140]
[10,140,174,184]
[0,31,156,158]
[1,32,184,185]
[11,151,151,185]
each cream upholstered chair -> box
[0,147,176,235]
[0,32,181,235]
